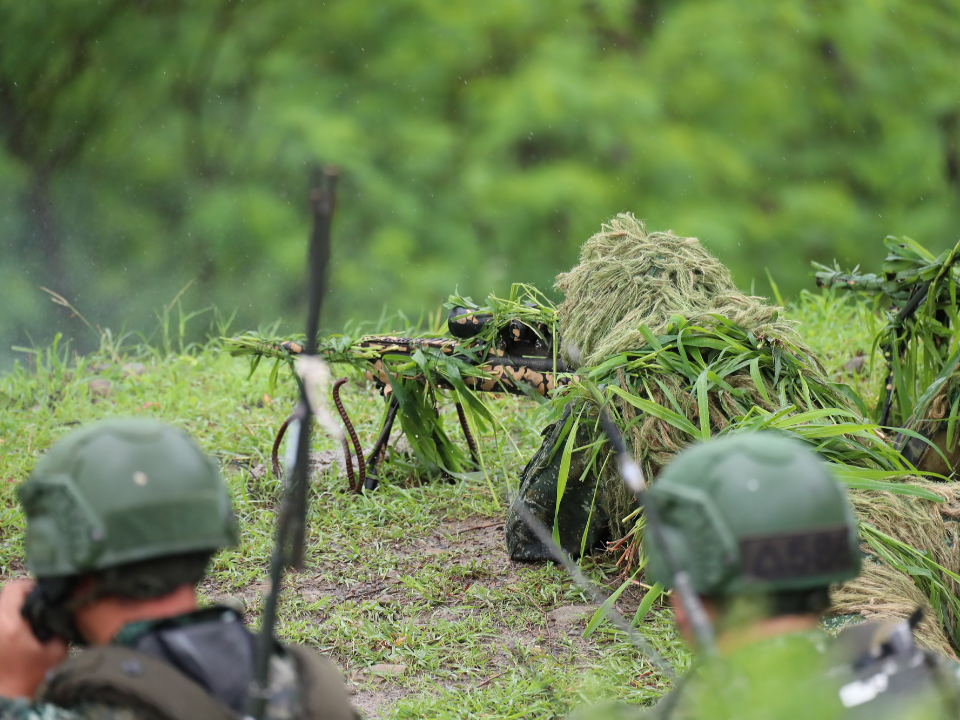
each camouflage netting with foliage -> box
[530,214,960,656]
[816,237,960,473]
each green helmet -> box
[19,419,238,579]
[645,432,861,597]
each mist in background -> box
[2,0,959,370]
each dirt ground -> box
[203,511,657,718]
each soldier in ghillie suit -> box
[507,214,960,658]
[569,434,960,720]
[508,213,837,561]
[0,419,358,720]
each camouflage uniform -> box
[506,410,609,560]
[573,630,841,720]
[0,606,353,720]
[574,626,960,720]
[1,419,358,720]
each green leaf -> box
[765,269,785,306]
[584,567,643,638]
[767,407,857,427]
[835,476,943,502]
[632,582,664,628]
[553,411,582,546]
[695,372,711,439]
[791,422,882,439]
[246,353,263,380]
[749,357,772,405]
[268,357,281,395]
[607,386,700,437]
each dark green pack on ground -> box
[506,411,611,560]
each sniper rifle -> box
[814,238,960,427]
[273,306,578,490]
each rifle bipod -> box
[270,407,360,491]
[333,378,366,492]
[363,396,399,491]
[272,389,482,493]
[353,393,482,491]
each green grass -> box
[0,292,887,718]
[0,328,691,719]
[790,288,886,412]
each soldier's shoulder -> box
[278,643,360,720]
[0,699,137,720]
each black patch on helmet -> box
[739,527,851,581]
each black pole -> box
[289,167,338,568]
[597,408,717,657]
[249,167,338,719]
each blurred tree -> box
[0,0,958,366]
[0,0,140,297]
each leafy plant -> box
[814,236,960,426]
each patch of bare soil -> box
[347,515,622,719]
[202,512,653,719]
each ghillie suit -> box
[506,214,960,657]
[901,358,960,477]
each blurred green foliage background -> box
[2,0,960,369]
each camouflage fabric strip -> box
[0,698,135,720]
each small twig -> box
[40,286,95,331]
[454,521,504,535]
[163,279,197,314]
[341,583,385,602]
[270,415,294,478]
[476,669,510,689]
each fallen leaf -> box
[87,379,112,398]
[368,663,407,676]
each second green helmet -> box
[19,419,239,579]
[645,432,861,597]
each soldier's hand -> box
[0,580,68,699]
